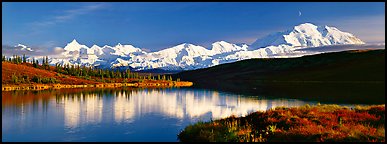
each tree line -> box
[2,54,50,69]
[3,54,180,83]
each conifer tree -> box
[22,54,26,63]
[45,56,49,65]
[35,59,39,67]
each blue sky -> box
[2,2,385,51]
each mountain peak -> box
[64,39,88,51]
[91,44,101,49]
[213,41,232,45]
[293,23,318,33]
[70,39,80,45]
[211,40,246,54]
[249,22,365,50]
[296,22,317,27]
[176,43,194,48]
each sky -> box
[2,2,385,52]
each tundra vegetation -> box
[178,104,385,142]
[2,54,192,90]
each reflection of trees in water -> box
[55,89,108,128]
[2,90,52,113]
[51,88,311,122]
[3,88,314,128]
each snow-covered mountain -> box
[46,23,365,71]
[249,23,364,50]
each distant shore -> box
[2,81,193,91]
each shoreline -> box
[2,81,193,91]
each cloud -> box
[2,44,66,58]
[2,45,37,56]
[30,3,108,27]
[270,44,385,57]
[295,44,385,53]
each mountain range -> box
[16,23,366,71]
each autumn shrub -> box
[11,73,19,84]
[178,104,385,142]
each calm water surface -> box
[2,87,361,142]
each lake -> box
[2,87,367,142]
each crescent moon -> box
[299,11,302,16]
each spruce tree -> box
[126,69,130,78]
[42,57,45,67]
[45,56,49,66]
[22,54,26,63]
[35,60,39,68]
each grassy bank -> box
[178,104,385,142]
[2,81,193,91]
[2,61,193,91]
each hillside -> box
[174,49,385,104]
[2,62,99,85]
[175,49,384,82]
[2,61,192,90]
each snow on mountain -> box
[63,39,88,52]
[124,43,213,70]
[46,23,366,71]
[110,43,144,57]
[90,45,104,56]
[211,41,248,55]
[249,23,364,50]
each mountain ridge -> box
[11,23,367,71]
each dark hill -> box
[174,49,385,104]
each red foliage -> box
[2,62,100,85]
[223,105,384,142]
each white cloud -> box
[2,44,66,58]
[295,44,385,53]
[30,3,108,27]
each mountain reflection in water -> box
[3,87,353,142]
